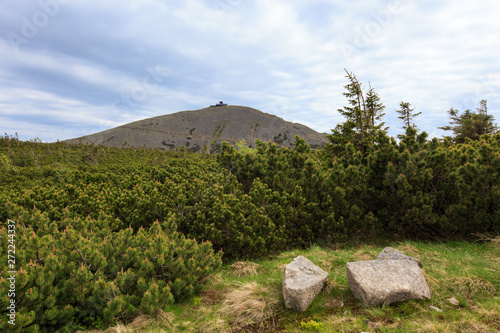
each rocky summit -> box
[68,105,328,153]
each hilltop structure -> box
[210,101,227,107]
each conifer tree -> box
[365,83,387,137]
[327,69,387,154]
[396,101,421,131]
[439,99,498,142]
[337,69,366,137]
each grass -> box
[230,261,261,278]
[83,239,500,332]
[220,282,280,325]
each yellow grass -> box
[220,282,280,326]
[230,261,260,277]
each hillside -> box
[68,105,328,152]
[1,133,499,332]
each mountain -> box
[69,105,328,153]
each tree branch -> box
[74,245,92,272]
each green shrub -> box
[1,132,499,332]
[0,206,221,332]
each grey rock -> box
[447,297,460,306]
[346,260,431,306]
[376,247,423,268]
[430,305,443,312]
[282,255,328,312]
[67,106,328,152]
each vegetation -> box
[1,128,499,331]
[79,240,499,332]
[440,99,498,143]
[0,72,499,331]
[326,69,387,155]
[396,101,421,132]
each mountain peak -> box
[70,106,328,153]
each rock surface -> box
[67,106,328,152]
[376,247,423,268]
[346,260,431,306]
[282,255,328,312]
[429,305,443,312]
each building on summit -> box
[210,101,227,107]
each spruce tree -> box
[327,69,387,154]
[365,83,387,139]
[439,99,498,142]
[337,69,366,137]
[396,101,421,132]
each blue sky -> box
[1,0,499,142]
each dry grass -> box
[412,317,498,333]
[155,309,175,329]
[411,319,454,333]
[318,258,333,271]
[324,295,345,308]
[79,315,154,333]
[78,311,175,333]
[230,261,260,277]
[207,272,223,285]
[474,298,500,331]
[352,246,378,261]
[199,288,224,306]
[450,277,496,299]
[397,242,421,256]
[322,280,337,294]
[220,282,280,326]
[473,233,500,247]
[194,316,228,333]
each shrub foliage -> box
[0,129,499,331]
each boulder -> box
[282,255,328,312]
[376,247,423,267]
[346,260,431,306]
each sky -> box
[1,0,499,142]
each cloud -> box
[0,0,499,142]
